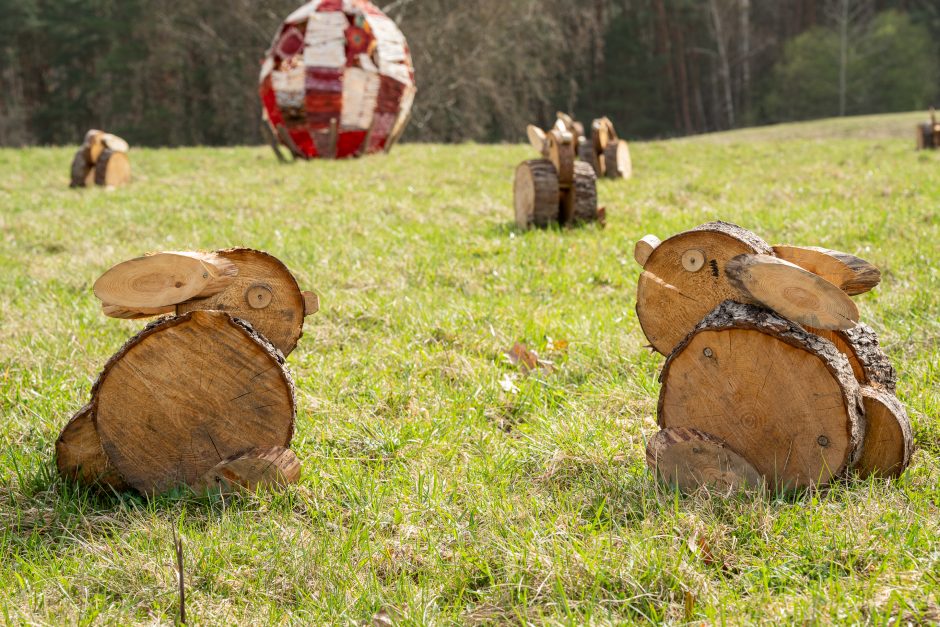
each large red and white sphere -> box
[259,0,416,159]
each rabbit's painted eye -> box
[246,284,274,309]
[681,249,705,272]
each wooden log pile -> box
[69,130,131,188]
[636,222,911,492]
[514,114,599,229]
[56,249,319,496]
[916,108,940,150]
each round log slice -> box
[80,130,105,164]
[94,252,238,310]
[176,248,307,356]
[93,310,296,495]
[513,159,560,229]
[854,386,913,479]
[94,150,131,187]
[191,446,301,494]
[55,403,128,490]
[526,125,547,154]
[658,301,864,490]
[725,254,859,330]
[560,161,598,225]
[603,139,632,179]
[772,245,880,296]
[647,427,763,493]
[636,221,773,355]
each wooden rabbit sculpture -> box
[515,114,599,229]
[55,249,319,495]
[636,222,911,492]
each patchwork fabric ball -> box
[260,0,416,160]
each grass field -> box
[1,111,938,624]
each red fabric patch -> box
[336,130,367,158]
[376,75,405,113]
[305,67,343,92]
[276,27,305,59]
[259,76,284,127]
[316,0,343,11]
[288,127,317,158]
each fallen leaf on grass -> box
[504,342,554,375]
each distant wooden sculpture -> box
[637,222,911,492]
[70,130,131,188]
[56,249,319,496]
[260,0,416,160]
[916,108,939,150]
[515,114,599,229]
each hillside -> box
[0,113,938,623]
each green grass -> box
[0,111,938,624]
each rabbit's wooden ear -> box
[94,252,239,311]
[634,235,661,267]
[726,254,859,330]
[526,125,546,152]
[772,245,881,295]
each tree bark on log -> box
[513,159,560,229]
[806,323,896,392]
[92,311,296,495]
[647,427,763,493]
[658,301,864,490]
[560,161,598,225]
[636,221,772,355]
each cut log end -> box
[725,253,859,330]
[658,301,864,490]
[634,235,661,267]
[94,150,132,188]
[526,125,547,154]
[55,404,128,490]
[854,387,912,479]
[192,446,301,494]
[513,159,560,229]
[93,310,296,495]
[647,427,763,493]
[603,140,632,179]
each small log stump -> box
[658,301,864,490]
[647,427,763,493]
[635,221,773,355]
[546,128,575,188]
[93,311,296,495]
[514,159,560,229]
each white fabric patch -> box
[285,1,321,25]
[304,11,348,68]
[341,67,380,129]
[273,65,306,109]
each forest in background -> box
[0,0,937,147]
